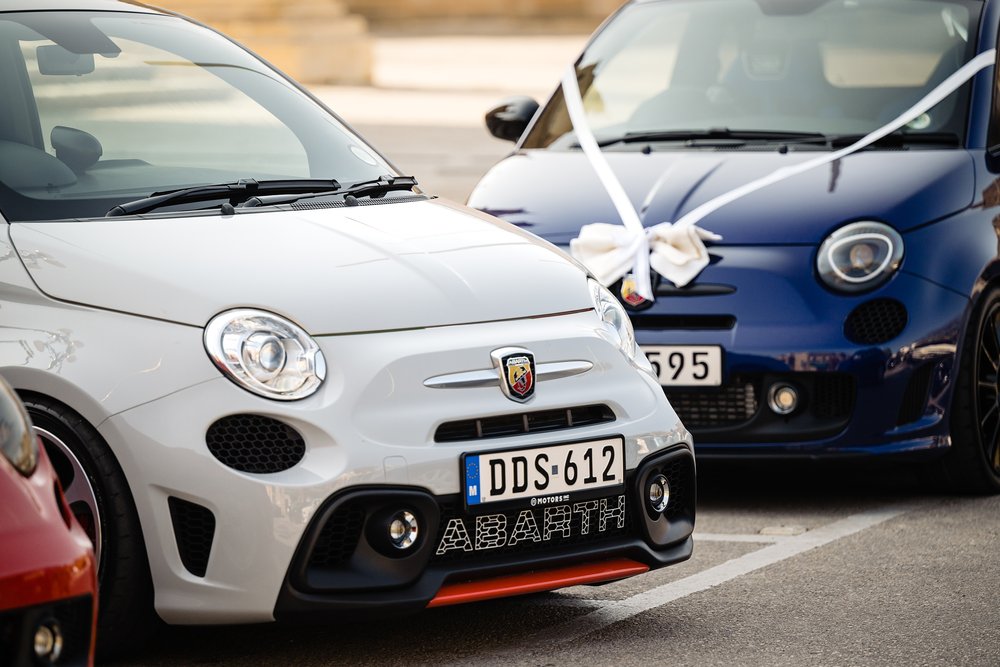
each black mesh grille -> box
[844,298,908,345]
[168,497,216,577]
[897,363,935,425]
[435,405,615,442]
[811,373,855,419]
[431,493,634,564]
[666,381,758,428]
[206,414,305,473]
[308,503,366,569]
[660,455,694,520]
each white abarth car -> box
[0,0,695,656]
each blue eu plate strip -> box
[465,456,481,505]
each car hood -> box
[468,149,976,245]
[9,199,591,333]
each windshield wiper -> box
[825,131,960,149]
[238,175,419,209]
[594,128,827,148]
[105,178,343,217]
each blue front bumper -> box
[629,245,969,459]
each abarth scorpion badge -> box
[491,347,535,402]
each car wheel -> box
[21,395,158,657]
[946,288,1000,493]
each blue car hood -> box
[468,149,976,245]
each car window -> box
[21,34,310,178]
[523,0,980,149]
[0,11,391,222]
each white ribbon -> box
[564,48,996,300]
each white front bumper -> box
[100,310,689,624]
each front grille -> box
[168,497,216,577]
[844,298,908,345]
[206,414,305,474]
[811,373,855,420]
[897,363,935,425]
[631,314,736,330]
[309,503,366,569]
[666,381,758,428]
[435,404,615,442]
[431,493,634,564]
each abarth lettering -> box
[436,495,626,554]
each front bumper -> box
[626,245,969,458]
[98,310,693,624]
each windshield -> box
[0,11,392,222]
[523,0,981,149]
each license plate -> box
[642,345,723,386]
[464,436,624,508]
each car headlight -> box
[589,278,638,360]
[204,309,327,400]
[0,377,38,476]
[817,221,903,293]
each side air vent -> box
[844,298,907,345]
[206,414,305,474]
[168,497,216,577]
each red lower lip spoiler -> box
[426,558,649,608]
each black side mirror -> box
[485,96,540,143]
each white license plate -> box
[642,345,723,386]
[464,437,624,507]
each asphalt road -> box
[121,462,1000,666]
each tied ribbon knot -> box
[570,222,722,292]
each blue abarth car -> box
[469,0,1000,492]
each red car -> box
[0,376,97,666]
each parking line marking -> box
[694,532,790,543]
[467,503,916,661]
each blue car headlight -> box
[205,309,327,400]
[817,221,904,293]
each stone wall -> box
[161,0,372,84]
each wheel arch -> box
[3,365,112,429]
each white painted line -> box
[530,504,915,646]
[694,532,790,544]
[456,503,917,664]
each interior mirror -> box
[485,96,540,143]
[37,45,95,76]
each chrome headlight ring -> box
[204,309,327,401]
[817,221,904,293]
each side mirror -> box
[485,96,540,143]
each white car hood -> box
[10,198,592,333]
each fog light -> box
[768,383,799,415]
[647,474,670,513]
[33,620,63,664]
[388,511,419,549]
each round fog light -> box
[648,474,670,513]
[768,383,799,415]
[33,620,63,663]
[388,511,419,549]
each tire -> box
[944,287,1000,493]
[21,394,158,658]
